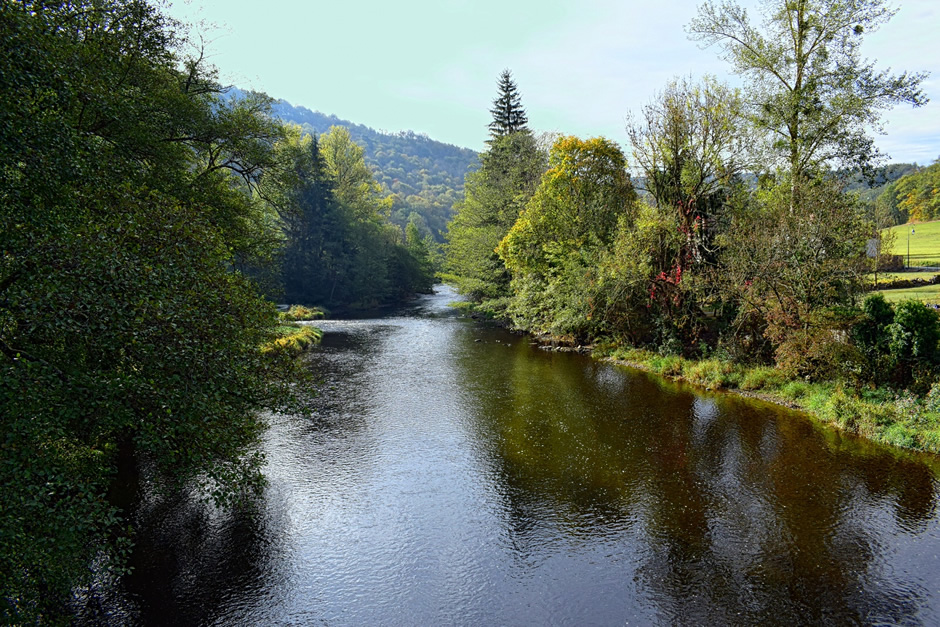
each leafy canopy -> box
[688,0,928,176]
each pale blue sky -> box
[166,0,940,164]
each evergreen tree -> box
[488,69,529,139]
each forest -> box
[268,97,478,242]
[444,5,939,455]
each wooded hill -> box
[268,96,479,241]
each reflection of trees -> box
[70,457,288,627]
[75,325,385,626]
[456,333,653,561]
[453,329,939,623]
[121,495,284,626]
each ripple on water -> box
[83,286,940,626]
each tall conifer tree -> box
[488,69,529,139]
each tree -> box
[267,126,342,305]
[266,125,432,309]
[496,136,637,337]
[319,125,390,221]
[444,131,546,300]
[627,75,752,271]
[720,175,873,370]
[688,0,928,180]
[628,76,751,211]
[498,136,636,274]
[488,69,529,139]
[0,1,299,620]
[622,76,755,349]
[893,161,940,223]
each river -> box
[82,285,940,625]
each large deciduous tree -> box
[496,136,636,338]
[687,0,928,180]
[0,1,299,620]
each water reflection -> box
[82,286,940,625]
[452,323,940,625]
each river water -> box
[87,285,940,625]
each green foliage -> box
[267,125,433,310]
[888,300,940,389]
[852,293,896,383]
[265,324,322,356]
[444,131,547,300]
[281,305,326,321]
[496,136,637,338]
[498,136,636,274]
[0,1,303,620]
[688,0,928,177]
[269,97,478,241]
[593,206,680,346]
[723,176,872,359]
[628,76,751,211]
[892,162,940,223]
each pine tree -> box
[488,69,529,139]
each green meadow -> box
[883,220,940,267]
[875,220,940,303]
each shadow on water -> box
[76,286,940,625]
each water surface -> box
[90,286,940,625]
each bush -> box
[281,304,326,321]
[888,300,940,389]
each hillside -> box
[843,163,919,226]
[270,98,479,241]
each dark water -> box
[85,286,940,625]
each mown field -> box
[883,220,940,267]
[873,221,940,303]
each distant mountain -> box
[269,97,479,241]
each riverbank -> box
[264,324,322,356]
[594,344,940,455]
[481,319,940,456]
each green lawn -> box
[883,220,940,267]
[873,220,940,302]
[876,284,940,305]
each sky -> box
[165,0,940,164]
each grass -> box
[279,304,326,322]
[264,323,322,356]
[877,284,940,305]
[601,345,940,455]
[871,221,940,302]
[883,220,940,267]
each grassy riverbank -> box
[265,324,322,356]
[599,345,940,454]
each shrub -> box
[281,304,326,321]
[888,300,940,389]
